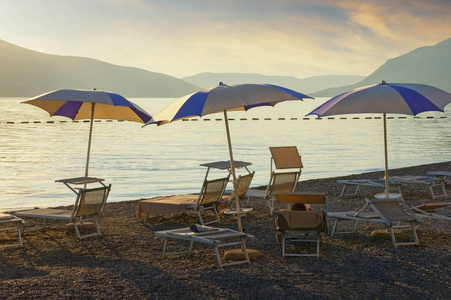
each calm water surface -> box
[1,97,450,211]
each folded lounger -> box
[155,226,253,268]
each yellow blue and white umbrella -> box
[23,89,153,176]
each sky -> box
[1,0,451,79]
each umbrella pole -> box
[383,113,389,197]
[223,110,243,232]
[85,103,95,177]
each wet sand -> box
[1,161,450,299]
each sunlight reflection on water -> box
[1,97,450,211]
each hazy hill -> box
[315,37,451,96]
[182,73,364,94]
[0,39,200,98]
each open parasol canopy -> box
[307,80,451,197]
[23,88,153,176]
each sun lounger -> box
[411,201,451,221]
[273,193,328,257]
[14,185,111,239]
[328,193,421,248]
[0,213,24,248]
[137,195,199,221]
[427,171,451,185]
[222,171,255,209]
[389,175,447,199]
[337,179,403,197]
[265,146,303,213]
[365,196,421,248]
[138,175,230,225]
[155,226,253,268]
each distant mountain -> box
[315,37,451,96]
[182,73,365,94]
[0,39,200,98]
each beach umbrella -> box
[307,80,451,197]
[145,82,313,232]
[23,89,153,177]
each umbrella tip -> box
[219,82,224,86]
[93,88,97,91]
[379,80,387,85]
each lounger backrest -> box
[270,146,303,169]
[366,198,417,222]
[267,171,300,196]
[276,193,326,205]
[274,210,326,232]
[230,171,255,199]
[74,185,111,217]
[198,176,230,208]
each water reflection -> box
[1,98,450,211]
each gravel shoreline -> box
[1,161,450,299]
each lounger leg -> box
[389,222,420,248]
[340,185,346,198]
[21,218,47,233]
[216,238,251,267]
[330,218,358,237]
[340,184,360,198]
[213,246,223,268]
[197,210,204,225]
[282,233,322,257]
[212,206,220,223]
[161,238,195,259]
[17,223,23,247]
[389,228,398,248]
[73,217,102,239]
[282,235,286,257]
[316,237,320,258]
[268,198,276,214]
[0,221,23,248]
[429,182,447,199]
[162,238,169,259]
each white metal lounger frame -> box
[364,197,421,248]
[191,175,230,225]
[155,227,253,268]
[265,146,303,214]
[0,214,24,248]
[328,196,421,248]
[390,176,447,199]
[337,179,403,198]
[273,193,328,258]
[411,202,451,221]
[15,185,111,240]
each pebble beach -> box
[1,161,450,299]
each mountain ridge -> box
[0,39,201,98]
[314,37,451,96]
[182,72,365,94]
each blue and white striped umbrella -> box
[147,82,313,125]
[146,82,313,231]
[24,89,153,176]
[307,81,451,197]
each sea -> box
[1,97,450,212]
